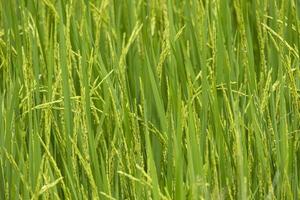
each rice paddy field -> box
[0,0,300,199]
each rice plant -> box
[0,0,299,199]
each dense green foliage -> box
[1,0,300,199]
